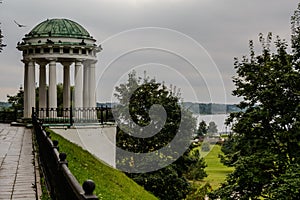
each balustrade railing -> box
[0,109,22,123]
[32,116,99,200]
[33,106,114,127]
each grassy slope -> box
[199,144,234,190]
[48,129,157,200]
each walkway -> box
[0,124,38,200]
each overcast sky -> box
[0,0,298,104]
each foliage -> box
[210,7,300,198]
[0,0,6,53]
[48,129,158,200]
[40,177,51,200]
[219,135,238,167]
[127,165,190,200]
[207,121,218,135]
[268,164,300,199]
[115,71,207,200]
[0,22,6,53]
[184,149,207,180]
[197,120,207,137]
[56,83,64,109]
[186,183,212,200]
[6,84,74,111]
[115,71,185,153]
[7,86,24,111]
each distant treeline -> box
[0,102,11,110]
[1,101,240,115]
[96,102,241,115]
[183,102,241,114]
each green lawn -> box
[199,144,234,190]
[47,129,157,200]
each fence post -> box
[59,153,68,167]
[82,180,98,200]
[70,105,73,127]
[32,107,35,122]
[100,106,104,124]
[105,105,108,123]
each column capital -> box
[46,58,57,62]
[60,61,73,67]
[75,59,84,64]
[36,60,48,66]
[21,58,34,64]
[34,58,48,66]
[84,59,97,66]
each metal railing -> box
[32,116,99,200]
[0,109,22,123]
[33,106,114,127]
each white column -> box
[38,63,47,118]
[83,62,90,108]
[27,61,36,118]
[39,63,47,109]
[89,61,97,108]
[63,63,71,109]
[74,60,83,108]
[49,59,57,109]
[23,62,28,118]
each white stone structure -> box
[53,126,116,168]
[17,18,101,118]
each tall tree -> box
[207,121,218,135]
[211,27,300,200]
[196,120,207,137]
[0,1,6,53]
[115,71,207,200]
[7,86,24,111]
[0,26,5,52]
[6,83,72,111]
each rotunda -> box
[17,18,101,118]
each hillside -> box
[48,130,158,200]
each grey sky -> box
[0,0,298,103]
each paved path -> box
[0,124,37,200]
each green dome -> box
[26,18,92,39]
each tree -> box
[196,120,207,137]
[210,15,300,200]
[0,25,5,52]
[207,121,218,135]
[7,86,24,111]
[6,83,72,111]
[115,71,207,199]
[57,83,64,109]
[0,1,6,53]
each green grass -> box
[199,144,234,190]
[47,129,158,200]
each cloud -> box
[0,0,298,103]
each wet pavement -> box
[0,124,38,200]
